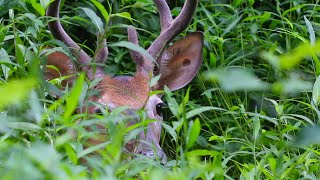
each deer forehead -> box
[97,72,151,109]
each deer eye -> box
[156,103,164,117]
[94,108,103,115]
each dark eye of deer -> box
[95,109,102,115]
[156,103,164,117]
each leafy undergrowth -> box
[1,0,320,179]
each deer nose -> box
[137,149,167,164]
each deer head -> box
[45,0,203,164]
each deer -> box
[45,0,203,164]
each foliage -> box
[1,0,320,179]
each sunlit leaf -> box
[295,126,320,146]
[186,118,201,149]
[64,73,85,120]
[204,68,270,91]
[0,78,36,109]
[91,0,109,25]
[81,7,104,33]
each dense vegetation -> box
[1,0,320,179]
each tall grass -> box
[0,0,320,179]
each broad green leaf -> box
[272,77,312,94]
[252,116,260,140]
[186,149,217,157]
[28,91,42,124]
[222,14,243,36]
[164,86,179,117]
[109,41,156,64]
[64,73,85,120]
[242,12,271,24]
[81,7,104,33]
[30,0,45,16]
[0,48,11,79]
[2,121,41,131]
[64,143,78,164]
[312,74,320,107]
[161,123,177,142]
[78,142,109,158]
[295,126,320,146]
[262,39,320,70]
[204,68,270,91]
[186,118,201,149]
[14,30,24,66]
[149,74,161,87]
[91,0,109,25]
[0,78,36,109]
[186,106,227,119]
[304,15,315,45]
[112,12,132,22]
[0,25,9,43]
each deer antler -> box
[47,0,198,78]
[47,0,109,79]
[124,0,199,75]
[148,0,199,59]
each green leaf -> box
[90,0,109,25]
[64,143,78,164]
[186,118,201,149]
[30,0,45,16]
[2,121,41,131]
[252,116,260,141]
[112,12,132,22]
[204,68,270,91]
[0,78,36,109]
[81,7,104,33]
[186,149,217,157]
[64,73,85,120]
[0,48,11,79]
[14,31,24,66]
[312,75,320,106]
[161,123,177,142]
[77,142,109,158]
[109,41,156,65]
[262,39,320,70]
[186,106,227,119]
[164,86,179,117]
[149,74,161,87]
[304,15,315,45]
[222,14,243,37]
[295,126,320,146]
[272,77,312,94]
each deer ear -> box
[44,51,76,86]
[156,32,203,91]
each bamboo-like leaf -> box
[64,73,85,120]
[81,7,104,33]
[186,118,201,149]
[0,78,36,109]
[91,0,109,25]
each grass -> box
[1,0,320,179]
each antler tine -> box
[95,33,108,64]
[153,0,173,30]
[47,0,91,69]
[92,33,109,78]
[147,0,199,59]
[127,26,150,73]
